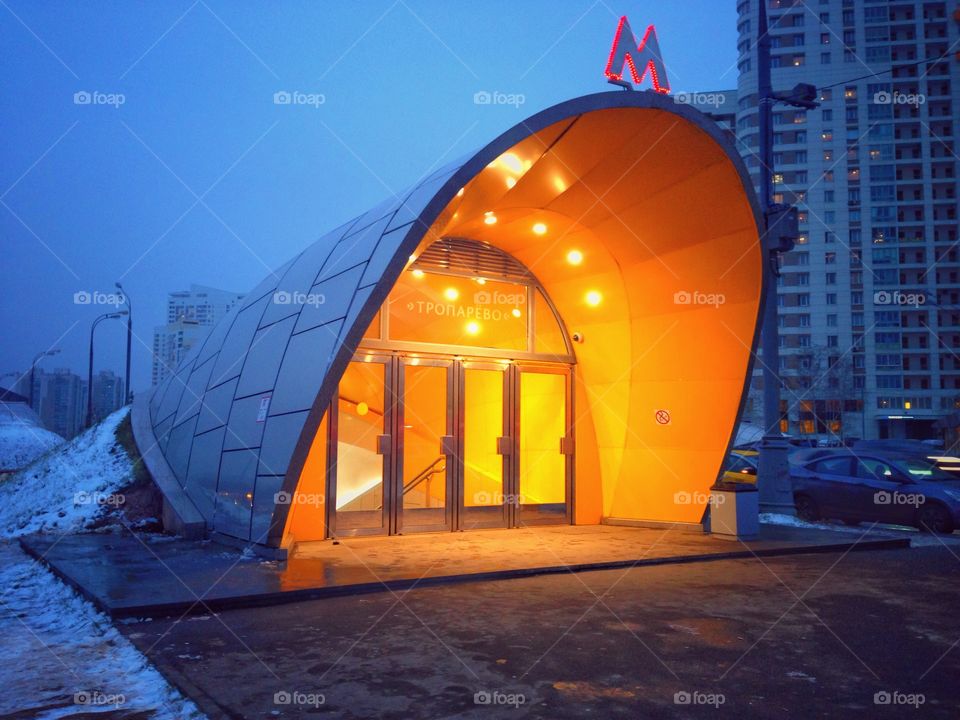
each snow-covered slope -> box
[0,400,63,472]
[0,406,132,538]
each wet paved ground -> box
[119,539,960,719]
[20,523,910,617]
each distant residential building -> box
[735,0,960,441]
[152,284,244,386]
[32,368,86,439]
[90,370,125,424]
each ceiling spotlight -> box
[566,249,584,265]
[532,222,547,235]
[585,290,602,307]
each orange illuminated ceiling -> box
[404,106,764,525]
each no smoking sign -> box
[654,409,671,425]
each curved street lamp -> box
[115,282,133,404]
[29,348,61,409]
[86,311,127,428]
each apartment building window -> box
[827,335,839,347]
[799,294,810,307]
[827,315,838,327]
[826,293,837,305]
[821,52,831,63]
[826,272,837,284]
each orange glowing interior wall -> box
[423,107,761,525]
[284,105,761,543]
[282,412,328,546]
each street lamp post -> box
[86,311,127,428]
[115,282,133,405]
[756,0,819,515]
[29,349,61,410]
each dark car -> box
[791,451,960,534]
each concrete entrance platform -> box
[20,524,909,619]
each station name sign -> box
[604,16,670,93]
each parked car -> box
[722,449,758,484]
[853,439,960,479]
[791,450,960,534]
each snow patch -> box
[0,407,132,538]
[0,542,204,719]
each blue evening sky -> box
[1,1,738,393]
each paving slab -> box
[20,524,910,619]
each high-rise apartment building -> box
[32,368,86,439]
[152,284,244,386]
[735,0,960,441]
[90,369,125,424]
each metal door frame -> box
[395,356,456,534]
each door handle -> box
[376,435,391,455]
[497,436,512,455]
[440,435,456,455]
[559,436,575,455]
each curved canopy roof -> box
[144,91,765,546]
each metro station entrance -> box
[325,237,576,537]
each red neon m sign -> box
[604,16,670,93]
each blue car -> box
[791,451,960,534]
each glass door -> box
[397,358,453,533]
[459,361,510,529]
[329,358,392,536]
[515,365,571,525]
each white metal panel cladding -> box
[145,185,418,541]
